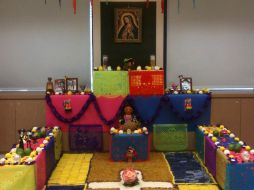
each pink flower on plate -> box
[122,168,138,185]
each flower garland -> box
[126,95,168,126]
[46,94,95,123]
[125,94,211,126]
[46,94,128,125]
[46,94,211,126]
[93,96,127,125]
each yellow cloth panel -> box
[178,184,220,190]
[216,149,229,189]
[53,130,62,160]
[48,153,93,186]
[0,165,36,190]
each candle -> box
[150,55,156,67]
[102,55,108,69]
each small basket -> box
[153,124,188,151]
[129,70,164,95]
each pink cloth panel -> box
[35,150,46,190]
[46,95,125,132]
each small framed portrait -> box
[54,79,65,93]
[66,78,78,92]
[180,77,192,91]
[114,8,142,43]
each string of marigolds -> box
[0,126,60,165]
[199,125,254,163]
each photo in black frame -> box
[180,77,192,91]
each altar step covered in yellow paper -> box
[0,165,36,190]
[178,184,220,190]
[47,154,93,187]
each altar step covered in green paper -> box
[153,124,188,151]
[93,71,129,95]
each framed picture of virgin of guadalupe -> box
[114,8,142,43]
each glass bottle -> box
[46,77,54,94]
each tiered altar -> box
[45,94,211,151]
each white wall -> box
[0,0,90,90]
[167,0,254,88]
[2,0,254,90]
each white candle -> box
[102,55,108,67]
[150,55,156,67]
[150,55,155,61]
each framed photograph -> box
[114,8,142,43]
[180,77,192,91]
[54,79,65,93]
[66,78,78,92]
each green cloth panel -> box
[93,71,129,95]
[153,124,188,151]
[0,165,36,190]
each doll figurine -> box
[119,105,140,132]
[126,146,137,162]
[184,98,192,111]
[18,129,26,150]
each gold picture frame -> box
[114,8,142,43]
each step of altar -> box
[46,153,93,190]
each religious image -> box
[66,78,78,92]
[114,8,142,43]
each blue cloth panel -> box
[45,137,56,180]
[196,128,205,160]
[111,134,149,161]
[132,94,211,131]
[164,152,213,183]
[225,163,254,190]
[131,96,161,121]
